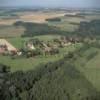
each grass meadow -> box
[0,42,82,72]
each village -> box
[0,36,82,59]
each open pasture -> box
[48,14,100,31]
[0,33,82,72]
[74,46,100,91]
[0,25,25,37]
[0,42,81,72]
[7,35,61,48]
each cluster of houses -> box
[0,36,81,57]
[24,36,81,56]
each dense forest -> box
[0,43,100,100]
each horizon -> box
[0,0,100,8]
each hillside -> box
[73,43,100,91]
[0,45,100,100]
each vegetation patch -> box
[46,17,61,22]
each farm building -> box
[25,41,36,50]
[0,39,17,54]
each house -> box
[0,39,17,54]
[26,42,35,50]
[41,42,52,54]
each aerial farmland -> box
[0,7,100,100]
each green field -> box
[0,43,82,72]
[0,33,83,72]
[48,15,100,31]
[0,25,25,38]
[74,46,100,91]
[7,35,61,49]
[85,52,100,91]
[48,16,83,31]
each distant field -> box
[0,25,25,37]
[0,12,66,25]
[0,10,100,26]
[85,15,100,21]
[20,12,66,23]
[0,11,100,32]
[0,19,18,25]
[48,14,100,31]
[48,21,78,32]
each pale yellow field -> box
[0,12,66,25]
[0,19,19,25]
[20,12,66,23]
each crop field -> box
[0,10,100,33]
[0,25,25,37]
[85,15,100,21]
[0,19,18,25]
[0,11,66,25]
[20,12,66,23]
[0,10,100,25]
[48,14,100,31]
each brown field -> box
[0,12,66,25]
[20,12,66,23]
[0,19,19,25]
